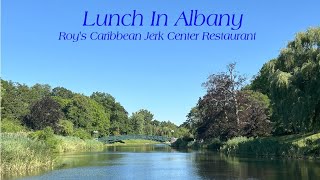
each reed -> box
[0,133,54,178]
[55,135,104,152]
[0,132,105,178]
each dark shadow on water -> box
[193,151,320,180]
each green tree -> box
[65,95,110,136]
[251,27,320,134]
[1,80,31,121]
[90,92,129,135]
[130,112,145,134]
[52,87,74,99]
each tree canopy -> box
[251,27,320,134]
[1,79,185,138]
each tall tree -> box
[197,63,271,140]
[90,92,129,135]
[25,96,63,130]
[251,27,320,134]
[65,95,110,136]
[130,112,145,134]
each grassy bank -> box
[55,136,104,152]
[172,133,320,159]
[0,132,104,178]
[221,133,320,159]
[0,133,54,178]
[105,139,160,146]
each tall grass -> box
[0,133,54,178]
[221,133,320,158]
[55,135,104,152]
[0,132,105,178]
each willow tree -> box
[251,27,320,134]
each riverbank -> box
[0,132,104,178]
[105,139,160,146]
[172,133,320,159]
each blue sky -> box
[2,0,320,125]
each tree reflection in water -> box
[193,151,320,180]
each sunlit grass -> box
[55,136,104,152]
[0,133,54,178]
[221,133,320,158]
[0,133,105,178]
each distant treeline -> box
[182,27,320,141]
[1,80,189,139]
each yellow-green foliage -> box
[0,133,54,178]
[57,120,74,136]
[28,127,60,152]
[55,135,104,152]
[1,118,27,133]
[0,131,104,178]
[251,27,320,134]
[221,133,320,158]
[73,128,92,139]
[292,133,320,147]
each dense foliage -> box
[250,27,320,134]
[189,63,271,141]
[25,96,63,131]
[1,80,186,139]
[184,27,320,143]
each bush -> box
[171,135,195,149]
[1,118,26,133]
[206,138,223,150]
[171,138,189,149]
[73,128,91,139]
[57,120,74,136]
[28,127,60,152]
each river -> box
[13,144,320,179]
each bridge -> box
[98,135,171,144]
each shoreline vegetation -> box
[0,129,161,178]
[171,133,320,159]
[172,27,320,159]
[105,139,160,146]
[0,131,105,178]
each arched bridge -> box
[98,135,170,144]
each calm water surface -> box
[14,144,320,180]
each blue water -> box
[14,144,320,180]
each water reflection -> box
[56,151,125,169]
[15,144,320,180]
[193,151,320,179]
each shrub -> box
[73,128,91,139]
[206,138,223,150]
[0,118,26,133]
[28,127,60,152]
[57,120,74,136]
